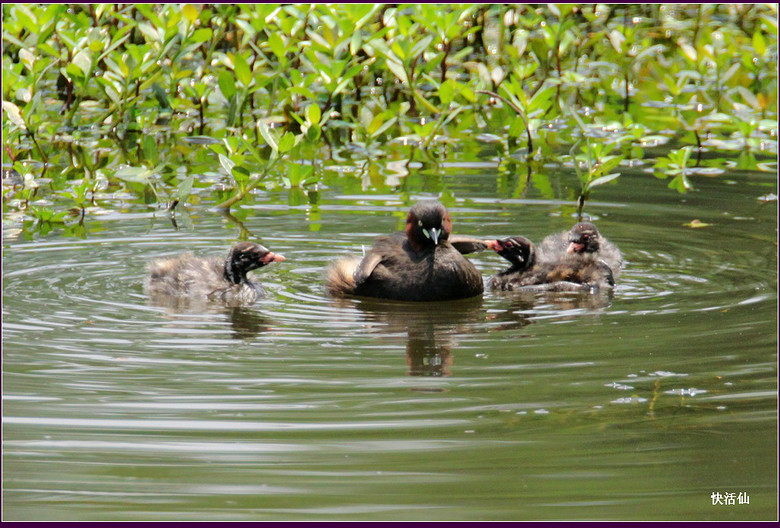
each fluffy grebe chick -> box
[489,223,621,292]
[145,242,285,305]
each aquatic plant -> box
[2,4,777,234]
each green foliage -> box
[1,4,777,233]
[654,146,694,193]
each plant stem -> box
[476,89,533,153]
[214,161,277,211]
[28,130,48,164]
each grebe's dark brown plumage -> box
[489,223,621,292]
[326,201,490,302]
[145,242,285,305]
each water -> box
[2,164,777,520]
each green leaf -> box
[226,95,238,127]
[278,131,296,153]
[593,155,625,177]
[753,30,767,57]
[670,146,692,167]
[13,6,36,35]
[136,4,162,26]
[678,40,697,61]
[231,165,250,186]
[137,22,163,43]
[152,83,171,109]
[95,77,120,103]
[721,63,741,84]
[268,32,286,61]
[684,219,713,228]
[459,85,476,103]
[367,113,385,135]
[439,79,455,106]
[19,48,35,71]
[410,34,433,59]
[289,86,317,100]
[306,103,321,125]
[108,24,134,50]
[349,32,362,56]
[234,53,252,87]
[307,29,332,53]
[16,87,31,104]
[588,172,621,188]
[668,173,692,193]
[31,205,55,222]
[257,120,278,152]
[285,163,313,187]
[219,153,235,175]
[115,167,152,184]
[528,86,555,113]
[183,4,199,23]
[608,29,626,53]
[217,69,236,100]
[386,59,408,84]
[142,135,158,165]
[2,101,27,130]
[440,105,464,128]
[369,116,397,139]
[508,116,526,138]
[191,28,212,44]
[176,175,194,202]
[72,49,93,77]
[343,62,363,82]
[736,86,760,111]
[305,124,321,142]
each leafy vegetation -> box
[2,4,777,235]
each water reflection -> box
[226,307,274,340]
[331,296,482,377]
[339,291,612,377]
[147,295,273,340]
[406,328,453,377]
[490,288,614,315]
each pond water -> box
[2,161,777,521]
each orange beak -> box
[261,251,286,264]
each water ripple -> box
[4,416,468,432]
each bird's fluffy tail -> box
[325,257,361,297]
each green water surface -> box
[2,163,777,521]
